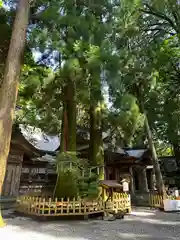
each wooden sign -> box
[122,181,129,192]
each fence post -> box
[42,198,45,215]
[67,198,70,214]
[73,197,76,214]
[61,198,63,214]
[55,198,57,215]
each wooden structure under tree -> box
[80,147,155,194]
[3,125,156,198]
[2,126,55,197]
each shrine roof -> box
[125,149,147,158]
[11,125,57,157]
[100,180,122,189]
[19,125,60,152]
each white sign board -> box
[122,181,129,192]
[164,200,180,212]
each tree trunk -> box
[0,0,30,227]
[55,81,76,198]
[89,105,96,165]
[60,101,68,152]
[60,81,76,152]
[66,81,76,152]
[144,115,165,194]
[89,75,104,180]
[89,104,104,185]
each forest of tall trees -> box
[1,0,180,227]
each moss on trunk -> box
[60,101,68,152]
[89,105,96,165]
[89,74,104,180]
[60,81,76,152]
[66,81,76,152]
[54,81,77,198]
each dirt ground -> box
[1,208,180,240]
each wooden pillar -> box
[2,153,23,197]
[148,169,155,190]
[12,158,23,196]
[129,167,135,194]
[140,167,149,192]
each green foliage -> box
[78,173,99,200]
[8,0,180,160]
[55,152,99,200]
[55,169,79,200]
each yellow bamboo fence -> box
[16,196,104,216]
[16,193,131,217]
[149,193,174,208]
[105,193,131,213]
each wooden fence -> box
[105,193,131,213]
[149,194,174,208]
[16,193,131,217]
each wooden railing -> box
[105,193,131,213]
[16,193,131,216]
[149,194,174,208]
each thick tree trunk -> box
[0,0,30,227]
[89,105,104,191]
[89,105,104,186]
[89,76,104,180]
[60,101,68,152]
[66,81,76,152]
[89,105,96,165]
[144,115,165,194]
[55,81,76,198]
[60,81,76,152]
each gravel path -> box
[1,208,180,240]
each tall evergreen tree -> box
[0,0,30,227]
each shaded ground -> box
[1,208,180,239]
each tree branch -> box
[140,3,177,32]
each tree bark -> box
[66,81,76,152]
[89,104,104,185]
[55,81,76,198]
[60,101,68,152]
[144,114,165,194]
[0,0,30,227]
[60,81,76,152]
[89,105,96,165]
[89,75,104,180]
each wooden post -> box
[61,198,63,214]
[129,167,135,195]
[73,197,75,214]
[67,198,70,214]
[78,197,81,213]
[55,198,57,215]
[42,198,45,215]
[48,198,51,215]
